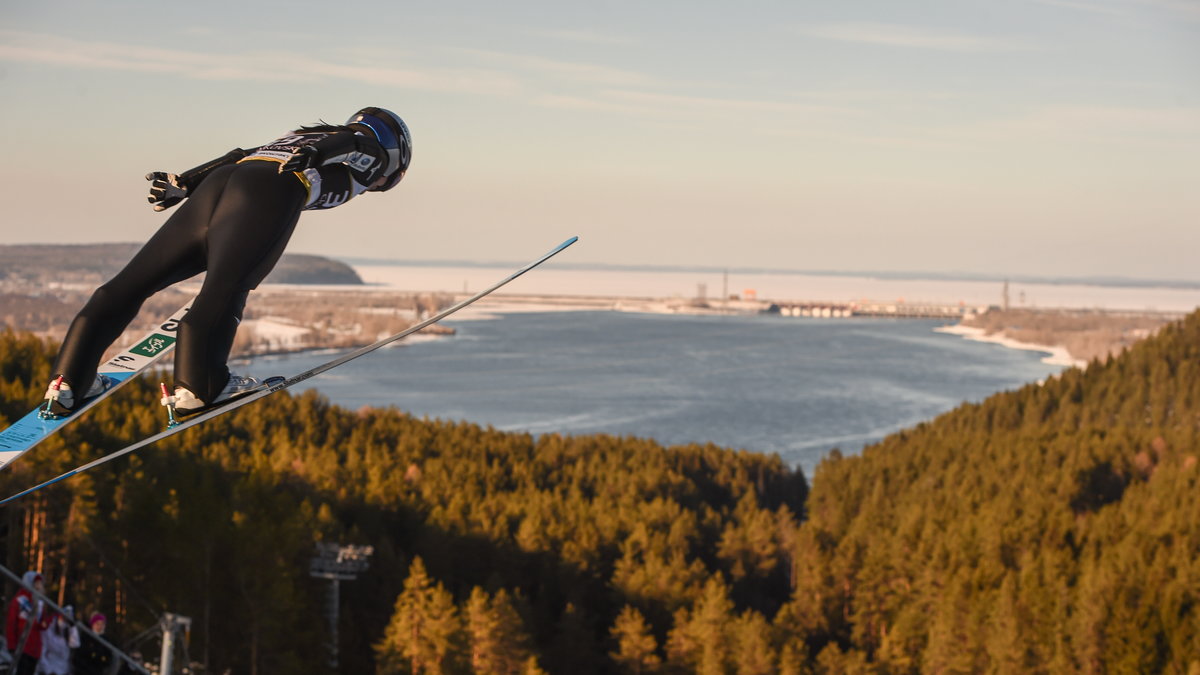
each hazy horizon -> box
[339,252,1200,288]
[5,239,1200,289]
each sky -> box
[0,0,1197,281]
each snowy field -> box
[934,324,1083,368]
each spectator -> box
[36,606,79,675]
[71,614,112,675]
[5,571,52,675]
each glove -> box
[146,172,188,212]
[278,145,320,174]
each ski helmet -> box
[346,106,412,191]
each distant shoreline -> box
[235,284,1162,370]
[933,324,1085,369]
[444,295,1097,370]
[351,263,1200,314]
[339,257,1200,291]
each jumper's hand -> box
[146,172,187,212]
[278,145,319,173]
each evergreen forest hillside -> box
[0,244,363,287]
[0,310,1198,673]
[0,330,805,674]
[795,310,1200,673]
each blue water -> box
[247,312,1063,478]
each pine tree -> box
[667,576,735,675]
[466,587,535,675]
[731,610,776,675]
[377,557,463,674]
[776,642,809,675]
[610,605,661,674]
[983,573,1030,674]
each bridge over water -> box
[767,300,987,319]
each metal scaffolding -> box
[309,543,373,671]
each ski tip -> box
[549,236,578,255]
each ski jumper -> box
[51,127,390,404]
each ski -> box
[0,302,192,471]
[0,236,578,506]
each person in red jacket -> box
[5,571,52,675]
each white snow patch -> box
[934,324,1085,368]
[242,317,311,348]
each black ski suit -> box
[52,126,391,404]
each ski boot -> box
[40,375,116,419]
[160,373,281,427]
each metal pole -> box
[329,579,340,670]
[160,614,176,675]
[309,543,373,673]
[157,612,191,675]
[723,269,729,313]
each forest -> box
[0,244,363,288]
[1,309,1198,673]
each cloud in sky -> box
[535,88,859,123]
[0,28,822,127]
[447,47,656,87]
[0,30,521,94]
[527,28,635,45]
[951,104,1200,149]
[0,29,671,102]
[794,22,1034,52]
[1029,0,1126,16]
[5,25,1187,160]
[1032,0,1200,19]
[1138,0,1200,19]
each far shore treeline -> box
[0,243,364,287]
[1,309,1198,673]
